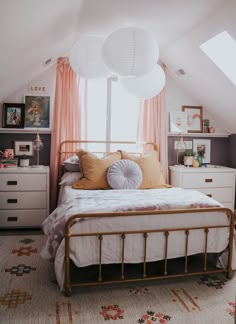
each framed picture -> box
[14,140,34,156]
[2,103,25,128]
[193,139,211,164]
[169,111,188,133]
[182,106,203,133]
[24,95,50,128]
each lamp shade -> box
[121,64,166,99]
[102,27,159,77]
[69,35,110,79]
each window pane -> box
[84,78,107,152]
[200,31,236,86]
[80,78,140,153]
[110,80,140,151]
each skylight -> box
[200,31,236,86]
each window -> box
[200,31,236,86]
[79,77,140,152]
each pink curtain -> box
[137,87,169,183]
[50,57,81,210]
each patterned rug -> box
[0,234,235,324]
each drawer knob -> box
[206,194,212,197]
[7,181,17,185]
[205,179,213,183]
[7,199,18,204]
[7,217,18,222]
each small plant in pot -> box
[183,149,194,167]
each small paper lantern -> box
[121,64,166,99]
[102,27,159,77]
[69,35,110,79]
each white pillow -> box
[63,156,80,172]
[59,172,83,186]
[107,159,142,189]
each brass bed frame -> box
[57,140,234,296]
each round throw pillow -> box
[107,159,143,189]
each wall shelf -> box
[0,128,51,134]
[168,132,229,138]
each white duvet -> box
[41,187,236,290]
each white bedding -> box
[41,186,236,290]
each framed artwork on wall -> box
[14,140,34,156]
[182,105,203,133]
[2,103,25,128]
[169,111,188,133]
[24,95,50,128]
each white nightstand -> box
[169,165,236,211]
[0,166,49,228]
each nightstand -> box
[0,166,49,228]
[169,165,236,211]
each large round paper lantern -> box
[69,35,110,79]
[102,27,159,77]
[121,64,166,99]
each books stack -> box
[0,159,18,168]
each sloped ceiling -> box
[0,0,235,132]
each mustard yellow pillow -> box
[119,150,168,189]
[72,150,121,189]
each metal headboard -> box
[57,139,157,199]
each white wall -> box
[0,65,56,129]
[165,74,227,134]
[0,66,227,134]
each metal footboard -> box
[63,207,234,296]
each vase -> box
[192,159,199,168]
[184,156,194,167]
[197,156,203,167]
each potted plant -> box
[183,149,194,167]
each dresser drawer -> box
[0,173,46,191]
[0,209,47,227]
[197,187,233,203]
[182,172,234,188]
[0,191,46,209]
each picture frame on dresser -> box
[2,103,25,128]
[182,105,203,133]
[193,139,211,164]
[14,140,34,156]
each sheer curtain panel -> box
[50,57,81,210]
[137,88,168,182]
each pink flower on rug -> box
[226,302,236,318]
[138,310,171,323]
[146,320,152,324]
[155,312,164,318]
[159,319,167,324]
[100,305,124,320]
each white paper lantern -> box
[102,27,159,77]
[121,64,166,99]
[69,35,110,79]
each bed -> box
[41,140,236,296]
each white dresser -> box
[0,166,49,228]
[169,165,236,211]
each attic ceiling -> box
[0,0,236,133]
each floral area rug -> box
[0,234,235,324]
